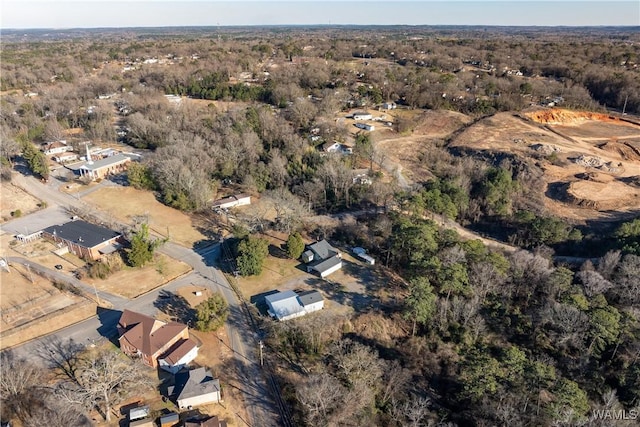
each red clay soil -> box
[527,108,623,125]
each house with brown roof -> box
[41,140,72,155]
[184,416,228,427]
[117,310,198,369]
[158,338,199,374]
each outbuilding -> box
[353,111,373,120]
[265,290,306,321]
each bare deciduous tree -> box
[296,373,346,427]
[597,250,621,280]
[58,349,156,422]
[0,351,43,419]
[265,188,308,233]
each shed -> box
[128,405,150,422]
[160,412,180,427]
[302,250,314,263]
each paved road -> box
[6,173,283,426]
[6,256,127,307]
[160,242,282,426]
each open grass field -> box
[234,233,309,300]
[0,264,97,349]
[83,186,208,247]
[1,299,96,349]
[88,253,192,298]
[0,182,42,222]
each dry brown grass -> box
[1,300,96,349]
[88,254,192,298]
[83,186,208,247]
[234,237,308,299]
[0,264,64,310]
[0,182,42,222]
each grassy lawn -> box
[235,252,309,300]
[88,254,192,298]
[84,187,208,247]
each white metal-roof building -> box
[265,290,306,321]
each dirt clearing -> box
[446,109,640,221]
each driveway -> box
[0,206,71,236]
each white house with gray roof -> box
[302,240,342,278]
[265,290,325,321]
[172,367,222,409]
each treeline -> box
[3,28,639,114]
[268,211,640,426]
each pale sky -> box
[1,1,639,29]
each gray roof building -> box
[303,240,343,278]
[78,153,131,173]
[297,290,324,307]
[265,290,305,321]
[173,367,221,409]
[42,220,120,249]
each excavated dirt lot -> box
[437,108,640,222]
[374,109,474,184]
[370,107,640,222]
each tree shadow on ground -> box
[269,243,289,260]
[96,307,122,346]
[304,277,375,313]
[154,290,197,324]
[342,330,405,363]
[249,289,281,316]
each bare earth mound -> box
[527,109,624,125]
[413,109,474,137]
[565,180,640,210]
[448,109,640,221]
[375,110,473,185]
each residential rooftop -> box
[42,220,121,248]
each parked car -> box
[55,264,63,270]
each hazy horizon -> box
[2,1,639,29]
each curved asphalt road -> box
[6,173,282,427]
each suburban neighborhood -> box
[1,19,640,427]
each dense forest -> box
[1,26,639,426]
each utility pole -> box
[92,282,101,306]
[623,94,629,115]
[26,263,34,283]
[259,340,264,367]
